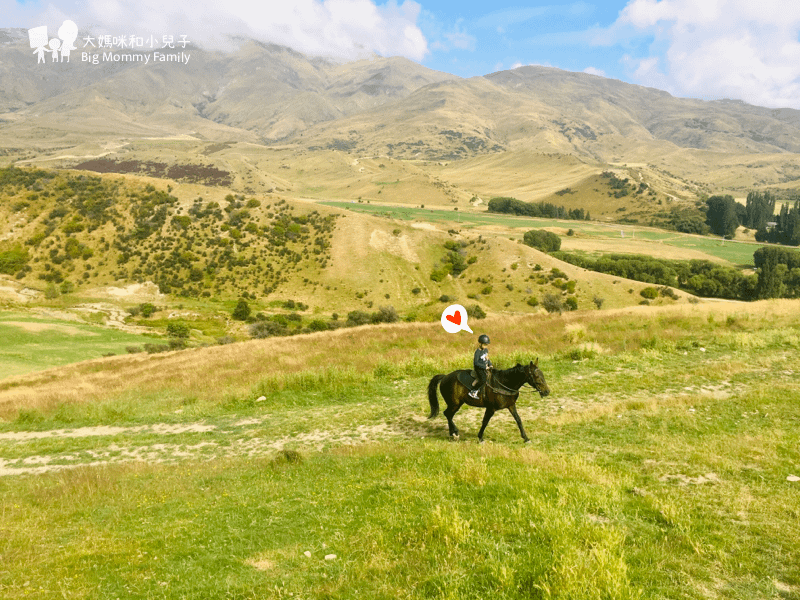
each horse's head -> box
[524,358,550,397]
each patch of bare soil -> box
[71,158,232,186]
[88,282,164,303]
[369,230,419,262]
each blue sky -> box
[7,0,800,109]
[418,0,625,77]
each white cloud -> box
[474,3,593,31]
[11,0,428,61]
[429,18,475,52]
[614,0,800,108]
[583,66,606,77]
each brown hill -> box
[3,29,800,197]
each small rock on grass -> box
[325,554,337,561]
[787,475,800,482]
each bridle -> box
[488,365,545,396]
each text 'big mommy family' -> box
[81,51,191,65]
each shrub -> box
[430,267,449,282]
[372,306,399,324]
[0,247,29,275]
[660,286,678,299]
[140,303,156,318]
[308,320,328,332]
[249,321,286,338]
[346,311,372,326]
[466,304,486,320]
[542,293,564,314]
[640,287,659,300]
[564,296,578,311]
[527,296,539,307]
[166,322,190,339]
[144,343,170,354]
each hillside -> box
[1,164,696,315]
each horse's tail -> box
[427,374,445,419]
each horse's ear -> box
[533,358,539,367]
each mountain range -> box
[1,28,800,201]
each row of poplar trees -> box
[705,191,800,246]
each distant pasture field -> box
[320,201,766,267]
[0,313,157,379]
[1,301,799,599]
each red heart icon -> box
[446,311,461,325]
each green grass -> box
[1,307,799,598]
[320,201,766,267]
[0,313,157,379]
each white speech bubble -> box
[440,304,473,334]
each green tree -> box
[523,230,561,253]
[233,298,251,321]
[744,191,776,231]
[705,195,739,237]
[754,246,800,298]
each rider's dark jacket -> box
[474,348,492,371]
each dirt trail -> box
[0,416,428,476]
[0,373,749,477]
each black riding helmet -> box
[478,334,490,344]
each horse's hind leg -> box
[443,403,462,439]
[508,404,530,443]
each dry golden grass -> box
[3,299,796,420]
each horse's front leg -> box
[508,404,530,443]
[477,406,496,443]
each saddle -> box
[455,369,517,397]
[456,369,492,394]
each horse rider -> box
[469,334,493,399]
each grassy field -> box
[1,301,799,599]
[320,201,766,267]
[0,312,158,379]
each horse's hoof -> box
[523,439,531,444]
[450,434,460,441]
[478,438,485,444]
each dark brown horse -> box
[427,360,550,442]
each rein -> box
[488,368,538,395]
